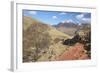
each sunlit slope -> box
[23,16,70,39]
[48,27,71,40]
[23,16,71,62]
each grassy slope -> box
[23,16,36,30]
[57,27,77,36]
[23,16,71,62]
[48,27,70,39]
[23,16,70,39]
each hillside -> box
[23,16,71,62]
[23,16,91,62]
[54,21,90,36]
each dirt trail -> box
[56,43,89,60]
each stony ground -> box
[55,43,89,61]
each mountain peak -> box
[54,21,78,28]
[61,19,74,24]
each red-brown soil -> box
[56,43,89,61]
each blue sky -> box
[23,10,91,25]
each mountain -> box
[23,16,51,31]
[53,21,79,36]
[23,16,70,39]
[23,16,71,62]
[54,22,78,28]
[23,16,91,62]
[53,21,90,36]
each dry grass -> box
[23,16,91,62]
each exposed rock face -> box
[63,34,81,46]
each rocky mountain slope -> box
[23,16,91,62]
[54,21,90,36]
[23,16,70,62]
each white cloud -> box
[76,14,84,20]
[61,20,66,23]
[76,14,91,23]
[52,16,57,19]
[28,11,37,15]
[82,18,91,23]
[78,23,82,25]
[61,19,74,23]
[67,19,74,23]
[59,12,67,15]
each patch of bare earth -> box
[56,43,90,61]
